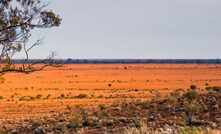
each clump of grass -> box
[179,126,212,134]
[19,96,35,101]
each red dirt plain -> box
[0,64,221,119]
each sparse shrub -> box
[212,86,221,92]
[98,104,106,110]
[66,104,71,111]
[109,95,113,98]
[0,77,5,84]
[32,121,40,129]
[69,106,85,128]
[0,126,3,134]
[179,126,212,134]
[206,86,212,91]
[170,90,181,98]
[176,88,184,91]
[70,115,83,128]
[185,103,201,116]
[190,85,197,90]
[185,90,198,101]
[0,96,3,100]
[123,121,148,134]
[46,94,51,99]
[76,94,87,99]
[19,96,35,101]
[61,93,65,98]
[30,96,35,100]
[167,96,177,109]
[36,94,42,99]
[83,116,99,127]
[184,103,201,126]
[91,94,95,98]
[98,95,104,98]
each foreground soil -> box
[0,64,221,119]
[1,87,221,133]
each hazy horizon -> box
[15,0,221,59]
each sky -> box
[23,0,221,59]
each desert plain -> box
[0,63,220,120]
[0,64,221,119]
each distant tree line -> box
[12,59,221,64]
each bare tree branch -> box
[0,0,62,76]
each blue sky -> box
[23,0,221,59]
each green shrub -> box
[98,95,104,98]
[184,103,201,125]
[46,94,51,99]
[170,90,181,98]
[61,93,65,98]
[66,104,71,111]
[76,94,87,99]
[30,96,35,100]
[185,103,201,116]
[0,96,3,100]
[190,85,197,90]
[167,96,177,106]
[212,86,221,92]
[185,90,198,100]
[179,126,212,134]
[32,121,40,129]
[36,94,42,99]
[206,86,212,91]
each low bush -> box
[76,94,87,99]
[36,94,42,99]
[212,86,221,92]
[185,90,198,101]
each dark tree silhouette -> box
[0,0,62,76]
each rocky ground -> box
[0,86,220,134]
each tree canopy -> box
[0,0,62,75]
